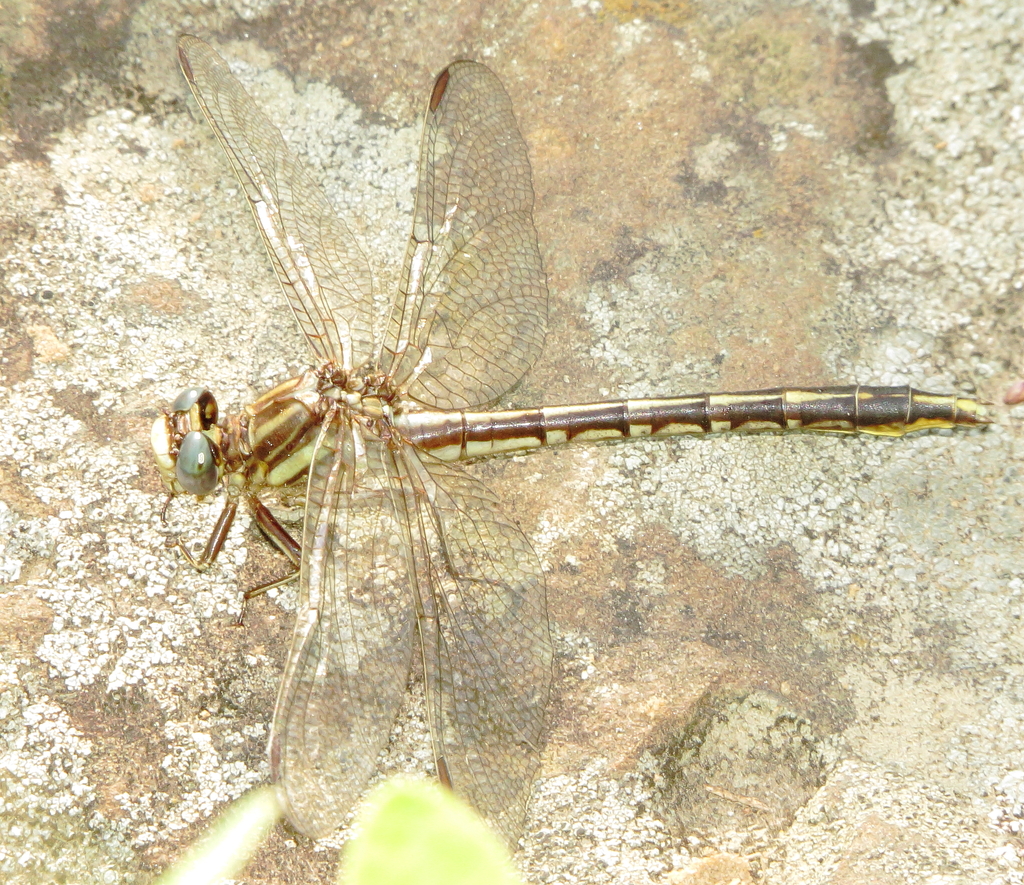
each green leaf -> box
[341,779,522,885]
[154,786,282,885]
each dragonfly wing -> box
[269,410,415,838]
[398,449,552,843]
[177,35,376,371]
[386,61,548,410]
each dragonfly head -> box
[151,387,225,498]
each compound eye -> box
[175,431,220,496]
[170,387,218,428]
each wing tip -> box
[177,34,201,82]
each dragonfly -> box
[153,35,989,844]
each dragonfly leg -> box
[251,498,301,567]
[173,499,238,571]
[234,498,301,625]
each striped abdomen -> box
[396,386,989,461]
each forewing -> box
[178,35,376,370]
[269,411,414,838]
[400,449,552,844]
[385,61,548,410]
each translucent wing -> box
[177,35,376,371]
[270,417,551,841]
[399,449,552,843]
[269,411,415,837]
[385,61,548,410]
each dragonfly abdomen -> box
[630,386,988,438]
[398,385,988,460]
